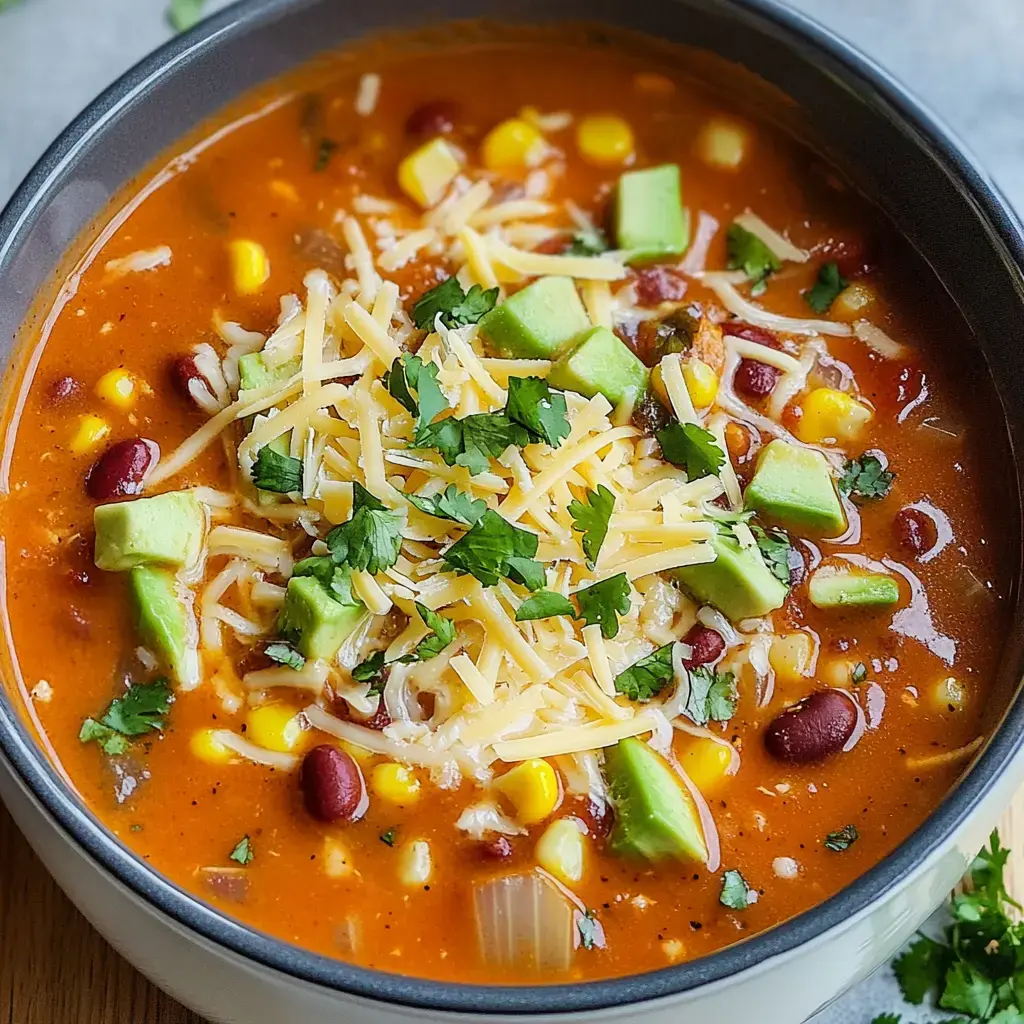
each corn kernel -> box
[190,728,233,765]
[681,738,735,794]
[228,239,270,296]
[371,762,421,805]
[795,387,872,444]
[535,817,586,885]
[245,703,304,754]
[494,758,559,825]
[94,368,137,410]
[269,179,300,203]
[322,836,356,879]
[70,414,110,455]
[397,839,432,887]
[769,633,815,686]
[398,137,461,208]
[696,117,749,170]
[820,658,858,689]
[576,115,635,168]
[481,118,547,172]
[832,282,876,322]
[683,358,719,409]
[930,676,966,713]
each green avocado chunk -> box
[547,326,649,406]
[744,439,846,534]
[808,570,900,609]
[614,164,690,263]
[478,276,591,359]
[675,533,788,621]
[238,352,302,391]
[603,736,708,863]
[277,575,365,661]
[94,491,206,572]
[129,566,199,687]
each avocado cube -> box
[129,566,199,687]
[744,440,846,534]
[277,575,365,661]
[238,353,301,391]
[614,164,689,264]
[676,533,788,621]
[94,491,207,572]
[478,276,591,359]
[547,326,649,406]
[809,570,900,609]
[603,737,707,863]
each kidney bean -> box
[631,391,672,436]
[480,836,513,860]
[893,507,936,557]
[764,689,858,764]
[721,321,779,349]
[826,237,875,279]
[735,358,781,398]
[48,375,83,406]
[364,698,392,732]
[85,438,158,500]
[170,355,214,406]
[405,100,460,137]
[682,624,725,669]
[300,745,368,823]
[634,266,687,306]
[579,798,614,838]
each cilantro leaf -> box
[405,484,486,525]
[839,453,896,501]
[684,667,737,726]
[657,422,725,480]
[383,354,449,438]
[719,869,750,910]
[573,573,631,640]
[505,556,546,591]
[804,261,849,314]
[727,224,781,292]
[229,835,254,865]
[412,277,498,330]
[851,661,868,684]
[566,228,609,257]
[100,680,173,736]
[167,0,206,32]
[614,644,675,702]
[515,591,577,622]
[78,719,131,756]
[894,935,950,1005]
[265,642,305,671]
[325,482,403,575]
[443,510,540,588]
[413,417,464,467]
[751,525,793,586]
[292,556,356,604]
[869,1015,902,1024]
[408,602,456,661]
[939,960,994,1017]
[457,413,529,474]
[823,824,859,852]
[576,909,602,950]
[379,827,397,847]
[352,650,386,693]
[505,377,571,448]
[569,485,615,569]
[252,445,303,493]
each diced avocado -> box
[128,566,199,687]
[808,570,900,609]
[676,533,788,621]
[94,491,206,572]
[614,164,689,264]
[744,440,846,534]
[547,326,649,406]
[603,736,707,863]
[238,353,301,392]
[478,276,591,359]
[277,575,365,661]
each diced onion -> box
[455,801,526,839]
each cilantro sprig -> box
[229,835,254,865]
[383,354,449,439]
[516,591,576,622]
[79,680,174,756]
[569,485,615,569]
[325,482,404,575]
[684,666,737,726]
[443,509,543,589]
[412,277,498,330]
[405,484,486,525]
[719,869,751,910]
[752,525,795,586]
[804,261,849,314]
[839,453,896,501]
[614,644,675,702]
[657,422,725,481]
[823,824,859,852]
[514,572,633,640]
[252,445,302,493]
[566,228,609,257]
[403,603,456,662]
[505,376,571,448]
[265,641,305,671]
[727,223,780,296]
[352,650,387,693]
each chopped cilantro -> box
[265,642,305,671]
[515,590,576,622]
[505,555,546,592]
[839,453,896,501]
[752,525,793,586]
[314,136,339,172]
[505,376,571,448]
[727,224,780,293]
[379,827,398,847]
[414,411,528,475]
[406,603,456,661]
[229,835,254,865]
[566,228,609,257]
[614,644,675,702]
[252,445,302,493]
[442,509,540,588]
[79,680,173,756]
[657,422,725,480]
[823,824,859,852]
[576,909,602,950]
[870,1015,903,1024]
[292,556,356,604]
[412,277,498,330]
[569,485,615,569]
[405,484,486,525]
[78,719,130,757]
[719,869,750,910]
[352,650,387,693]
[325,482,404,575]
[383,354,449,439]
[684,667,737,726]
[167,0,205,32]
[804,261,849,314]
[851,662,868,684]
[573,573,631,640]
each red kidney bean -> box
[364,698,392,732]
[721,321,779,348]
[634,266,687,306]
[893,507,936,557]
[764,689,858,764]
[85,438,158,500]
[826,238,875,279]
[682,624,725,669]
[405,100,460,137]
[480,836,513,860]
[170,355,214,406]
[631,391,672,436]
[735,358,781,398]
[300,745,367,823]
[48,375,83,406]
[580,798,614,838]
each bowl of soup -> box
[1,0,1023,1022]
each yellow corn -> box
[397,839,433,887]
[683,358,719,408]
[681,738,734,794]
[930,676,966,713]
[769,633,814,686]
[820,658,859,689]
[69,414,110,455]
[481,118,547,172]
[228,239,270,296]
[832,282,876,322]
[322,836,356,879]
[535,818,586,885]
[269,179,300,203]
[371,762,421,805]
[94,368,137,410]
[795,387,872,444]
[576,115,635,167]
[397,137,461,208]
[245,703,304,754]
[190,728,233,765]
[696,116,749,170]
[494,758,559,825]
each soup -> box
[0,24,1010,985]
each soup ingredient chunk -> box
[86,438,159,501]
[764,689,858,763]
[300,745,368,823]
[547,326,649,405]
[478,276,590,359]
[129,567,199,687]
[808,569,901,609]
[398,137,461,208]
[277,575,365,660]
[614,164,689,262]
[744,440,846,534]
[93,490,206,571]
